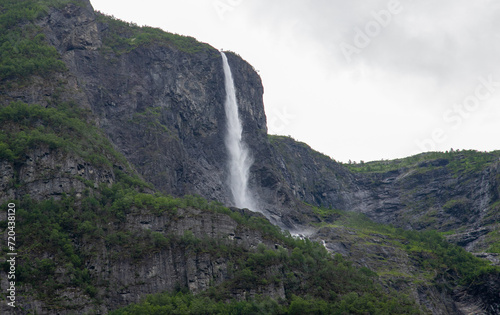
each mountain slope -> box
[1,0,499,314]
[270,135,500,254]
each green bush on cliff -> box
[1,184,419,313]
[344,150,500,174]
[96,11,212,55]
[0,0,72,81]
[2,195,94,298]
[110,283,418,315]
[314,206,500,288]
[0,101,127,167]
[401,229,498,285]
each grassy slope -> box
[95,11,214,55]
[344,150,500,175]
[0,0,75,82]
[343,150,500,254]
[311,207,499,285]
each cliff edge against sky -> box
[1,0,499,314]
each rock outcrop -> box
[1,0,500,314]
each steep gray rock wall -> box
[53,17,229,202]
[30,0,311,230]
[2,1,500,313]
[269,135,500,238]
[25,0,499,245]
[36,1,281,216]
[1,205,286,315]
[5,0,500,237]
[86,208,285,314]
[0,145,115,204]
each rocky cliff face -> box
[0,0,256,210]
[47,3,231,203]
[4,1,500,232]
[5,206,285,314]
[1,0,500,314]
[27,0,313,229]
[268,135,500,248]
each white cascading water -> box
[220,51,255,210]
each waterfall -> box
[220,51,255,210]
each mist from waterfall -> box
[221,51,255,210]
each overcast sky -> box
[90,0,500,163]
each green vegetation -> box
[312,206,500,287]
[5,184,496,313]
[1,100,497,312]
[0,0,76,81]
[110,290,417,315]
[442,198,470,216]
[487,229,500,253]
[401,229,498,285]
[0,0,212,82]
[104,203,499,314]
[1,2,499,313]
[108,215,420,314]
[0,100,129,167]
[485,201,500,253]
[0,172,230,305]
[96,12,213,55]
[312,205,395,235]
[2,195,97,300]
[344,150,500,175]
[0,181,419,313]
